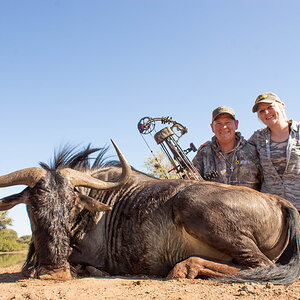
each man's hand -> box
[197,141,210,153]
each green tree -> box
[17,235,31,246]
[0,212,30,252]
[145,151,179,179]
[0,229,22,251]
[0,212,13,230]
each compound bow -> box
[137,116,203,181]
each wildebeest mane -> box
[38,143,157,181]
[37,143,159,185]
[39,144,118,172]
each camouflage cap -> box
[252,92,283,113]
[212,106,235,122]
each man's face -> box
[211,114,238,144]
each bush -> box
[0,229,31,252]
[145,151,179,179]
[0,229,21,251]
[17,235,31,246]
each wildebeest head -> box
[0,141,131,280]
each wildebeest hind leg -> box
[173,192,274,269]
[182,217,273,268]
[178,214,272,268]
[166,256,240,279]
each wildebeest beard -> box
[24,171,76,278]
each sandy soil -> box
[0,266,299,300]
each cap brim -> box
[212,112,235,122]
[252,100,275,113]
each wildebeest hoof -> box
[38,265,73,281]
[85,266,111,277]
[22,265,35,278]
[166,257,240,280]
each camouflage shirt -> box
[269,139,287,176]
[192,132,262,190]
[248,120,300,210]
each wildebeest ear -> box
[76,192,112,212]
[0,189,28,211]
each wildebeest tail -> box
[231,206,300,285]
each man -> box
[192,106,261,190]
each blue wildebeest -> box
[0,141,299,285]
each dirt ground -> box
[0,266,299,300]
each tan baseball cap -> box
[212,106,235,122]
[252,92,283,113]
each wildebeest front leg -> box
[166,256,240,279]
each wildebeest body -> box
[70,166,297,282]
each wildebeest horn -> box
[60,140,131,189]
[0,167,47,188]
[0,191,28,211]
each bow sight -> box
[137,117,203,180]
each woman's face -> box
[257,102,286,127]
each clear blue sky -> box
[1,0,300,236]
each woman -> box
[249,92,300,211]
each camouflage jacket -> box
[192,132,262,190]
[248,120,300,210]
